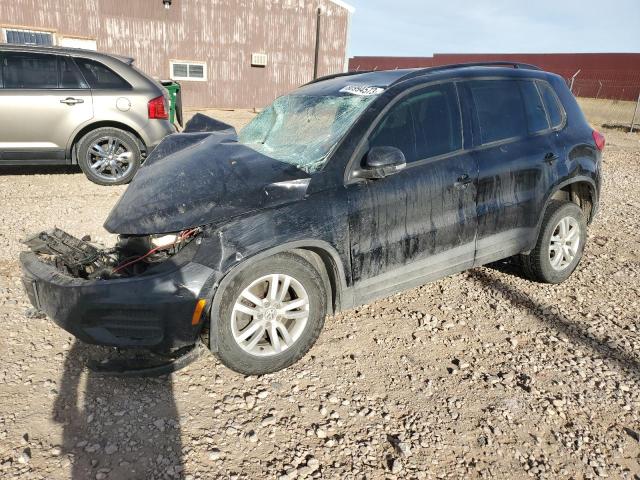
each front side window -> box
[74,58,130,89]
[239,93,377,173]
[2,52,58,89]
[369,83,462,163]
[469,79,528,144]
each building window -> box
[4,28,54,46]
[170,61,206,81]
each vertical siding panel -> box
[0,0,351,108]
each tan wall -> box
[0,0,351,108]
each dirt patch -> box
[0,112,638,479]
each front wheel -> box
[77,127,142,185]
[213,253,327,375]
[519,200,587,283]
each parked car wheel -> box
[519,200,587,284]
[77,127,142,185]
[213,253,327,375]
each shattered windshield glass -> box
[238,93,378,173]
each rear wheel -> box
[519,200,587,283]
[77,127,142,185]
[213,253,326,375]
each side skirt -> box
[347,244,474,309]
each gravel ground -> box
[0,111,638,480]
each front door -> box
[0,51,93,163]
[347,82,478,304]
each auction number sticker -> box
[339,85,385,96]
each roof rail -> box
[303,69,373,86]
[0,43,135,65]
[392,61,541,85]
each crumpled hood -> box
[104,114,311,235]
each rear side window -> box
[58,57,88,89]
[2,52,58,89]
[538,81,564,128]
[369,83,462,163]
[468,79,528,144]
[74,58,130,89]
[519,80,549,133]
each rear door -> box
[347,82,478,302]
[0,51,93,163]
[462,78,558,265]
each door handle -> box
[544,152,559,164]
[454,174,472,189]
[60,97,84,105]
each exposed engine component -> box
[23,228,117,278]
[23,227,201,280]
[112,228,201,275]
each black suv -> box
[21,62,603,375]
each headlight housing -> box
[113,228,203,275]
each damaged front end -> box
[19,112,318,374]
[20,227,216,359]
[23,227,202,280]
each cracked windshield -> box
[238,93,378,172]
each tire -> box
[77,127,142,185]
[519,200,587,284]
[213,252,327,375]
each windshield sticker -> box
[339,85,385,96]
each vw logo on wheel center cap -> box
[264,308,277,322]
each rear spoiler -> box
[111,54,135,65]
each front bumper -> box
[20,252,216,350]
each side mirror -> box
[360,146,407,179]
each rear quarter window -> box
[537,81,565,128]
[74,57,130,89]
[519,80,550,133]
[468,79,528,144]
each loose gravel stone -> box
[0,121,637,480]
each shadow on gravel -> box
[470,269,640,381]
[53,342,183,479]
[0,165,81,176]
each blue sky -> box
[346,0,640,57]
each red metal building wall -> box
[349,53,640,101]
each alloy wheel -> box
[86,136,134,181]
[549,216,580,271]
[231,273,310,356]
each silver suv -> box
[0,44,175,185]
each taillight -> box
[592,130,605,151]
[148,96,168,120]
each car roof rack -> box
[0,43,135,65]
[392,61,542,85]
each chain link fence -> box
[569,71,640,131]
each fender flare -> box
[528,176,598,252]
[205,239,349,352]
